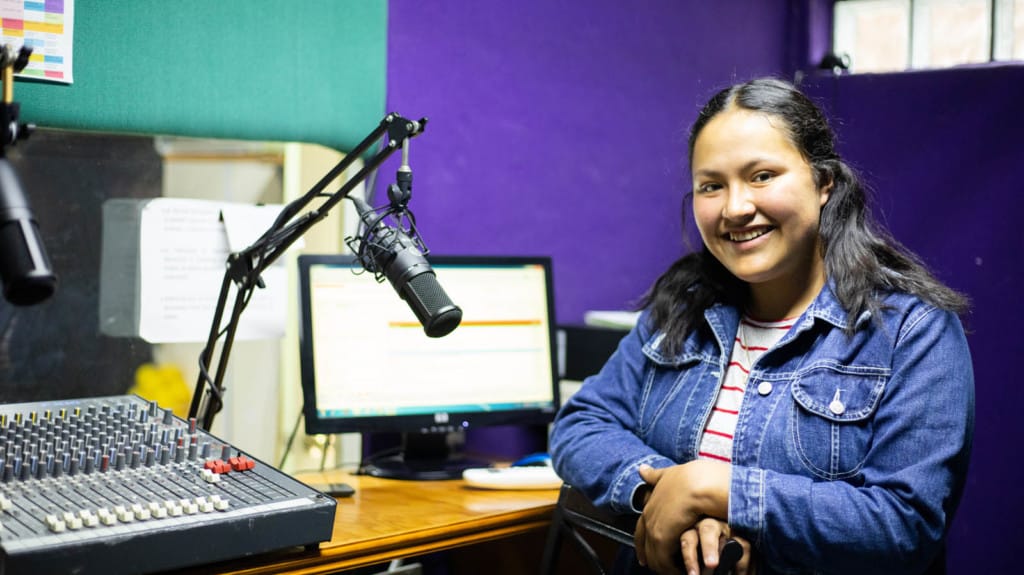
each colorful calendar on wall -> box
[0,0,74,83]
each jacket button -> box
[756,381,773,396]
[829,389,846,415]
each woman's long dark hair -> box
[639,77,967,356]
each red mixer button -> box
[229,456,255,471]
[204,459,231,474]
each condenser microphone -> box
[0,158,55,305]
[349,196,462,337]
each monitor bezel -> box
[297,254,561,436]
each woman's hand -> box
[634,461,731,574]
[680,517,756,575]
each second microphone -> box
[347,196,462,338]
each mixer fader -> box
[0,395,336,574]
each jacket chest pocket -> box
[789,363,887,480]
[636,353,704,438]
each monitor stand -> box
[360,430,493,481]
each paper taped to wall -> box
[99,198,298,343]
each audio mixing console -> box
[0,395,336,574]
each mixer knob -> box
[44,513,66,533]
[114,505,133,522]
[196,497,214,513]
[167,500,183,517]
[61,510,83,530]
[209,494,230,511]
[97,508,116,526]
[148,501,166,519]
[79,509,99,527]
[131,503,150,520]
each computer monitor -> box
[297,254,560,480]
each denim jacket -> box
[550,284,974,575]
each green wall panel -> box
[13,1,387,152]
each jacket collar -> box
[647,280,867,364]
[704,279,863,333]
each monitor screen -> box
[297,254,560,479]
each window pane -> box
[994,0,1024,59]
[834,0,911,72]
[1018,0,1024,57]
[911,0,991,68]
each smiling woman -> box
[549,77,974,575]
[690,107,831,321]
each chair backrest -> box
[541,484,635,575]
[559,484,638,548]
[540,484,742,575]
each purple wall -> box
[385,1,1020,571]
[802,65,1024,574]
[385,1,792,325]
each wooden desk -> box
[179,470,560,574]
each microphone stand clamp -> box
[0,45,34,154]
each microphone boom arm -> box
[188,113,426,431]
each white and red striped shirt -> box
[697,316,793,462]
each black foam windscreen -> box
[401,272,462,338]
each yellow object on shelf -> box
[130,363,191,418]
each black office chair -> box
[540,484,742,575]
[540,484,636,575]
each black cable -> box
[194,279,260,406]
[319,434,332,471]
[279,407,304,469]
[357,445,403,473]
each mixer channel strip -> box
[0,395,336,575]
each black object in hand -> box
[713,538,744,575]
